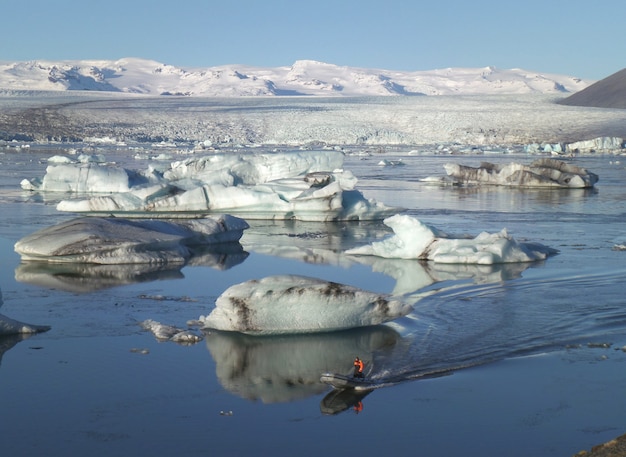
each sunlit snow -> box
[0,58,592,97]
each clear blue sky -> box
[1,0,623,80]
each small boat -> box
[320,372,378,390]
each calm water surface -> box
[0,147,625,456]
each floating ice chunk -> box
[47,155,75,164]
[566,136,624,153]
[346,214,557,264]
[0,314,50,336]
[196,275,412,335]
[140,319,202,344]
[14,214,248,264]
[378,159,405,167]
[442,158,598,188]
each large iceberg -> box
[346,214,558,264]
[194,275,412,335]
[14,214,248,264]
[23,150,400,221]
[440,158,598,188]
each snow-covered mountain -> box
[0,57,592,97]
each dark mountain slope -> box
[558,68,626,109]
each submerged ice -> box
[346,214,558,264]
[195,275,412,335]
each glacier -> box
[194,275,412,335]
[346,214,558,264]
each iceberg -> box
[565,136,624,153]
[20,162,157,193]
[346,214,558,264]
[195,275,412,335]
[14,214,248,264]
[23,150,401,221]
[441,158,598,188]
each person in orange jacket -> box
[353,357,365,378]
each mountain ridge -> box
[0,57,592,97]
[558,67,626,109]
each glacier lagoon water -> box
[0,146,625,456]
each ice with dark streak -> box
[194,275,412,335]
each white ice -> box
[194,275,412,335]
[14,214,248,264]
[25,150,400,221]
[436,158,599,188]
[140,319,203,344]
[346,214,557,264]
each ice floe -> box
[14,215,248,264]
[194,275,412,335]
[437,158,598,188]
[140,319,203,344]
[346,214,558,264]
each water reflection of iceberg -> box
[241,220,543,296]
[203,326,401,403]
[15,244,249,293]
[353,256,543,296]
